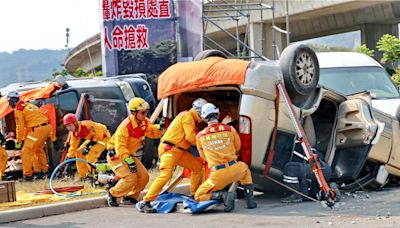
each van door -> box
[87,98,129,133]
[331,93,380,181]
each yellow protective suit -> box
[67,120,111,178]
[14,101,51,177]
[107,115,163,199]
[0,146,7,175]
[194,122,253,201]
[143,108,203,202]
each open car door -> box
[330,92,381,183]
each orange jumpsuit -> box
[14,101,52,177]
[107,115,163,199]
[0,147,7,176]
[143,108,203,202]
[0,134,7,175]
[67,121,111,178]
[195,122,253,201]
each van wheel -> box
[280,43,319,107]
[142,138,158,169]
[194,49,227,61]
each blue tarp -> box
[136,192,221,214]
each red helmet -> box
[63,113,77,125]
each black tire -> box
[141,138,158,169]
[194,49,227,61]
[279,43,320,107]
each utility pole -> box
[65,28,70,53]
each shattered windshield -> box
[319,67,400,98]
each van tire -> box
[142,138,158,169]
[194,49,227,61]
[280,43,319,107]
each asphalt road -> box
[2,187,400,228]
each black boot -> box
[211,191,237,212]
[243,185,257,209]
[121,196,138,205]
[23,176,33,182]
[107,190,119,207]
[139,201,156,213]
[34,172,46,180]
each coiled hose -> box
[49,158,105,198]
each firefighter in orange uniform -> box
[106,97,165,207]
[140,98,208,213]
[0,133,7,178]
[7,91,52,181]
[194,103,257,212]
[63,113,111,179]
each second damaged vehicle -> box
[157,43,389,193]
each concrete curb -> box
[0,184,190,224]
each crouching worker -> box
[139,98,207,213]
[107,98,165,207]
[195,103,257,212]
[281,149,334,203]
[63,113,111,179]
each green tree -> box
[52,68,69,77]
[307,43,352,52]
[74,67,86,77]
[355,44,374,57]
[376,34,400,86]
[377,34,400,67]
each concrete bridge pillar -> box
[249,23,287,60]
[361,23,399,68]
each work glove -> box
[15,141,23,150]
[63,144,70,152]
[82,141,96,156]
[82,147,89,156]
[108,149,118,160]
[124,156,137,173]
[158,117,166,130]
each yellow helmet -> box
[129,97,149,112]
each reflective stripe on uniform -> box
[112,163,124,172]
[283,179,299,184]
[207,179,215,187]
[97,141,106,146]
[283,175,298,180]
[162,154,173,158]
[27,135,38,142]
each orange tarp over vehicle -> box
[0,84,60,119]
[157,57,250,99]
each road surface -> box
[3,186,400,228]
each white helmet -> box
[201,103,219,119]
[7,91,20,100]
[192,98,208,116]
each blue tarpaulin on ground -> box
[136,192,221,214]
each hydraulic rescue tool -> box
[265,80,336,208]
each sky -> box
[0,0,100,53]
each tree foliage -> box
[306,43,352,52]
[377,34,400,66]
[355,45,374,57]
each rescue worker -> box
[280,148,333,203]
[140,98,208,213]
[194,103,257,212]
[0,133,8,179]
[107,97,165,207]
[63,113,111,179]
[7,91,52,181]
